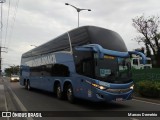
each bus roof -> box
[22,26,127,58]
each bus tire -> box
[66,84,75,103]
[56,83,63,99]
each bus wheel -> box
[67,84,75,103]
[56,83,63,99]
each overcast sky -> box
[1,0,160,71]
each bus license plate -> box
[116,98,123,101]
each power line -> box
[0,0,20,72]
[6,0,20,51]
[0,3,3,46]
[4,0,11,48]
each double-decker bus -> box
[20,26,146,103]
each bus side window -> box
[51,64,70,77]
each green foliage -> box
[4,65,20,77]
[136,80,160,98]
[132,68,160,82]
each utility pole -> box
[0,0,6,75]
[0,47,7,74]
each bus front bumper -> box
[94,88,133,102]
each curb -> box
[1,77,34,120]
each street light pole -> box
[65,3,91,27]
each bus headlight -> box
[99,86,106,90]
[91,83,106,90]
[130,85,134,90]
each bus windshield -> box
[95,55,132,83]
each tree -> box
[4,65,20,76]
[132,15,160,67]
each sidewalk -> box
[0,78,7,111]
[0,78,8,120]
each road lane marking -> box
[130,118,139,120]
[133,99,160,106]
[6,84,34,120]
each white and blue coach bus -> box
[20,26,146,103]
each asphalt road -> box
[2,77,160,120]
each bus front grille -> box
[106,88,131,94]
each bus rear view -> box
[20,26,146,103]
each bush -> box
[136,80,160,98]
